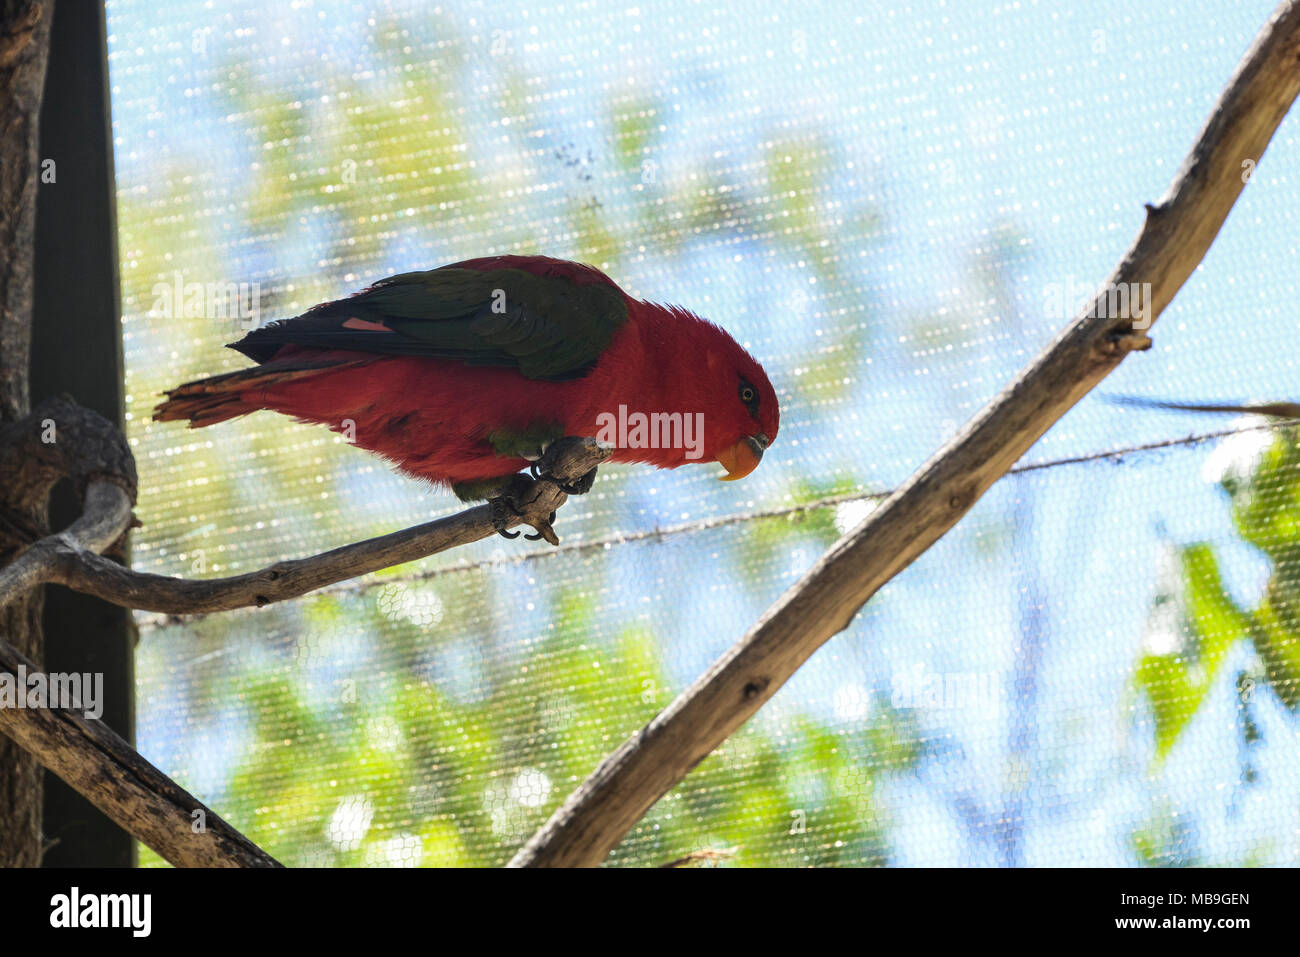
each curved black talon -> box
[489,496,523,539]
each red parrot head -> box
[663,309,778,482]
[708,343,779,481]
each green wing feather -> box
[231,263,629,381]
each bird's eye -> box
[738,379,760,415]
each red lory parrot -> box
[155,255,779,539]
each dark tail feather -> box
[153,359,363,427]
[1109,395,1300,419]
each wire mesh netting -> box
[107,0,1300,866]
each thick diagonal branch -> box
[509,0,1300,867]
[0,636,281,867]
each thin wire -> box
[133,418,1297,632]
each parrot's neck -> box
[578,300,724,469]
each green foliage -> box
[1130,803,1201,867]
[1252,579,1300,710]
[1136,544,1250,760]
[611,95,662,175]
[141,575,917,867]
[1227,430,1300,710]
[1136,428,1300,759]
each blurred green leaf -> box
[1137,544,1249,760]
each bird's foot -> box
[489,496,523,540]
[486,474,560,545]
[487,474,533,541]
[530,436,600,495]
[473,436,607,546]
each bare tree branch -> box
[0,637,282,867]
[0,481,130,606]
[509,0,1300,867]
[0,472,276,865]
[0,394,138,608]
[0,435,611,615]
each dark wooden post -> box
[31,0,135,867]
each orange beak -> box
[717,433,770,481]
